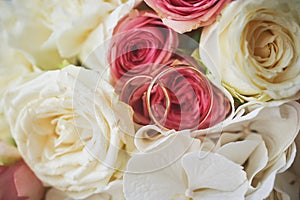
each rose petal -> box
[46,181,125,200]
[4,66,135,198]
[14,162,44,199]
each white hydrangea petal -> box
[271,171,300,200]
[246,153,287,200]
[249,102,300,161]
[134,125,192,152]
[182,152,248,200]
[192,183,248,200]
[124,134,199,200]
[220,102,300,163]
[242,134,268,185]
[291,132,300,177]
[279,142,296,173]
[206,102,300,199]
[217,139,261,166]
[124,161,186,200]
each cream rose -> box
[0,31,37,103]
[0,31,37,146]
[2,0,140,70]
[0,1,66,70]
[46,181,125,200]
[200,0,300,101]
[4,66,135,199]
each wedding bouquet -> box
[1,0,300,199]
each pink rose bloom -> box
[199,86,232,129]
[0,160,44,200]
[119,60,231,130]
[144,0,232,33]
[108,10,178,84]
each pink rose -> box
[108,10,178,84]
[198,86,232,129]
[119,61,231,130]
[0,160,44,200]
[144,0,232,33]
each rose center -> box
[244,18,296,83]
[51,113,81,148]
[246,20,288,69]
[248,22,278,66]
[254,35,272,59]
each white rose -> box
[46,181,125,200]
[2,0,140,70]
[0,31,37,108]
[0,0,66,70]
[4,66,135,199]
[0,30,37,145]
[199,0,300,101]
